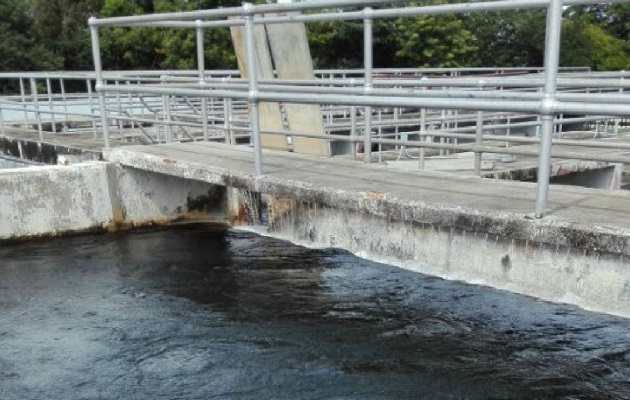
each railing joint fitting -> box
[248,90,259,102]
[363,7,374,20]
[242,3,254,17]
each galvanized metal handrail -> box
[82,0,630,218]
[0,0,623,218]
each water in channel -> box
[1,224,629,399]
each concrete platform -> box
[1,126,125,153]
[105,141,630,255]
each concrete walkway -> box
[105,141,630,254]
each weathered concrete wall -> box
[550,164,623,190]
[267,198,630,318]
[104,145,630,256]
[112,165,227,226]
[492,162,623,189]
[0,163,114,239]
[0,162,228,241]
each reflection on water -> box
[1,224,629,399]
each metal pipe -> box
[86,78,98,138]
[89,0,413,26]
[89,21,110,148]
[162,86,173,142]
[350,106,357,159]
[59,78,69,131]
[0,102,5,137]
[223,96,233,144]
[244,5,262,176]
[115,80,124,138]
[474,110,484,175]
[90,0,630,28]
[535,0,563,218]
[45,77,57,134]
[19,79,29,127]
[363,8,373,163]
[419,107,426,170]
[30,78,44,142]
[96,84,543,113]
[196,20,209,141]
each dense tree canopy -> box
[0,0,629,73]
[0,0,61,71]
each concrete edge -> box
[104,147,630,256]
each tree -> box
[0,0,61,73]
[307,20,364,69]
[463,9,547,67]
[561,17,630,70]
[31,0,104,71]
[99,0,240,70]
[395,13,476,68]
[569,3,630,55]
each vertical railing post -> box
[196,20,209,142]
[223,93,233,145]
[86,79,98,138]
[474,110,484,175]
[363,7,373,163]
[30,78,44,142]
[244,3,262,176]
[350,105,357,160]
[124,80,135,135]
[45,76,57,134]
[474,82,485,175]
[161,76,172,143]
[505,114,511,148]
[439,109,446,156]
[535,0,563,218]
[19,78,29,127]
[59,78,69,132]
[419,107,427,170]
[0,100,5,138]
[115,80,124,138]
[89,18,110,149]
[419,78,428,170]
[615,74,623,135]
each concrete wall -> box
[267,198,630,319]
[0,163,114,239]
[112,165,227,225]
[550,164,623,189]
[0,162,227,241]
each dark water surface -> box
[1,224,630,399]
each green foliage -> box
[307,20,364,68]
[31,0,104,70]
[2,0,630,75]
[395,13,476,68]
[463,10,547,67]
[0,0,61,72]
[562,17,630,71]
[100,0,237,70]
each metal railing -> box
[1,0,628,218]
[86,0,630,218]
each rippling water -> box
[1,224,629,399]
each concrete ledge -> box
[0,162,228,241]
[105,145,630,256]
[0,163,114,240]
[267,199,630,318]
